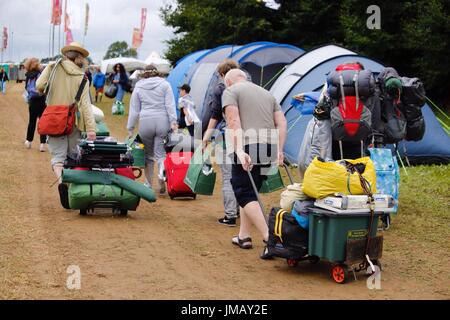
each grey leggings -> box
[138,116,170,186]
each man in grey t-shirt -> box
[222,69,287,259]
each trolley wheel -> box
[286,259,299,267]
[119,209,128,216]
[192,194,197,200]
[169,195,174,200]
[331,264,348,284]
[309,256,320,264]
[80,209,87,216]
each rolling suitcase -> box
[164,151,196,200]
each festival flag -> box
[66,29,74,45]
[131,28,143,49]
[140,8,147,37]
[84,3,89,36]
[51,0,62,25]
[64,0,69,32]
[2,27,8,50]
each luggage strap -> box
[274,209,285,243]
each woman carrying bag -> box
[23,57,47,152]
[127,64,178,194]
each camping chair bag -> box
[302,157,377,199]
[68,183,140,210]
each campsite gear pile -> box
[61,118,156,215]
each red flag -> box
[132,28,142,49]
[140,8,147,36]
[2,27,7,50]
[64,0,69,32]
[51,0,62,25]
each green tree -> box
[103,41,137,59]
[161,0,450,105]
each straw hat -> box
[61,42,89,58]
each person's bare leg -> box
[238,206,252,239]
[242,201,269,242]
[53,163,64,183]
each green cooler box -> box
[307,208,383,264]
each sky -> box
[0,0,176,64]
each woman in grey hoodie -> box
[127,65,178,193]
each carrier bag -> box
[164,130,195,152]
[302,157,377,199]
[95,121,110,136]
[279,183,310,212]
[267,208,309,259]
[105,84,118,98]
[68,183,140,210]
[184,147,217,196]
[368,148,399,213]
[126,134,146,168]
[259,164,285,194]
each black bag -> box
[401,77,426,107]
[402,104,426,141]
[382,98,407,144]
[105,84,118,98]
[163,131,195,152]
[327,69,376,99]
[267,208,308,260]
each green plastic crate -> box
[308,208,381,263]
[259,167,285,194]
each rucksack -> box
[401,77,426,107]
[381,97,407,144]
[26,75,42,99]
[327,63,374,142]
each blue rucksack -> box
[26,75,42,99]
[368,148,400,213]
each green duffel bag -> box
[184,147,216,195]
[127,134,146,168]
[68,183,140,210]
[259,165,285,194]
[96,121,110,136]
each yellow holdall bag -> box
[302,157,377,199]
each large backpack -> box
[26,75,43,100]
[401,77,426,141]
[327,63,374,142]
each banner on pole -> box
[2,27,8,50]
[66,29,74,45]
[131,28,142,49]
[140,8,147,37]
[84,3,89,36]
[51,0,62,25]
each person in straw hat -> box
[36,42,96,209]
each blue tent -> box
[166,49,210,106]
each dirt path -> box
[0,83,448,299]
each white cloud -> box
[0,0,175,63]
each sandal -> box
[232,236,252,249]
[260,245,273,260]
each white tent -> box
[101,57,147,74]
[144,51,171,74]
[269,45,355,103]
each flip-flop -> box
[232,236,252,249]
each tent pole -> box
[260,66,264,86]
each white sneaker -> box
[39,143,46,152]
[24,140,31,149]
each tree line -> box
[161,0,450,107]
